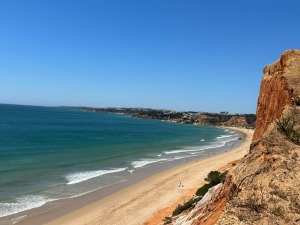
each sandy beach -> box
[26,127,252,225]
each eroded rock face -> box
[195,115,254,128]
[168,50,300,225]
[253,50,300,142]
[221,116,249,128]
[172,184,227,225]
[215,50,300,224]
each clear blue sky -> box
[0,0,299,113]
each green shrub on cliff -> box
[172,198,197,216]
[205,170,228,185]
[276,117,300,145]
[196,170,228,197]
[171,170,229,218]
[195,183,213,196]
[292,96,300,106]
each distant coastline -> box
[63,106,256,128]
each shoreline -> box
[16,127,253,225]
[145,126,251,225]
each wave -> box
[163,143,222,154]
[66,168,127,185]
[0,195,53,218]
[224,129,236,133]
[216,134,235,139]
[163,135,239,155]
[131,159,167,168]
[218,136,239,143]
[173,156,191,160]
[228,136,239,141]
[224,128,236,134]
[163,149,199,154]
[189,144,226,154]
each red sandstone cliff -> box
[216,50,300,224]
[253,50,300,142]
[171,50,300,225]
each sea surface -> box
[0,104,239,224]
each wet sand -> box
[18,127,253,225]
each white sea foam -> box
[131,159,167,168]
[173,156,190,160]
[225,129,236,134]
[224,136,239,142]
[66,168,127,185]
[218,134,239,142]
[164,136,239,155]
[167,143,227,154]
[163,144,216,154]
[200,139,204,141]
[157,154,162,157]
[216,134,234,139]
[163,149,199,154]
[189,144,225,154]
[0,195,52,218]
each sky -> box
[0,0,299,114]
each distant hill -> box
[66,106,256,129]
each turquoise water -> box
[0,104,238,222]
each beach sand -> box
[34,127,253,225]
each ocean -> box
[0,104,239,224]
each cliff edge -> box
[253,49,300,142]
[172,50,300,225]
[216,50,300,224]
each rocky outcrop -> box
[195,115,222,126]
[253,50,300,142]
[216,126,300,224]
[195,115,255,128]
[216,50,300,224]
[221,116,249,128]
[173,184,226,225]
[170,50,300,225]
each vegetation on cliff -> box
[163,170,228,222]
[276,116,300,145]
[216,50,300,225]
[167,50,300,225]
[195,170,228,197]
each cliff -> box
[253,50,300,141]
[194,114,255,128]
[171,50,300,225]
[221,116,250,128]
